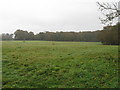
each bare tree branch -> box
[97,2,120,25]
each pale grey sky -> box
[0,0,118,34]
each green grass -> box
[2,41,119,88]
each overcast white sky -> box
[0,0,119,34]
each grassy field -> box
[2,41,119,88]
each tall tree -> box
[97,2,120,45]
[14,29,29,40]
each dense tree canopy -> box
[1,33,13,40]
[13,30,100,42]
[98,23,119,45]
[14,29,34,40]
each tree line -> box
[1,23,119,45]
[1,33,13,40]
[13,30,100,42]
